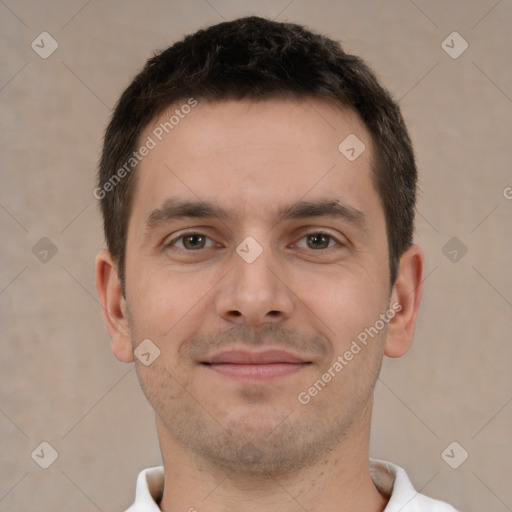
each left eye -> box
[294,232,339,250]
[169,233,216,250]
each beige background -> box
[1,1,511,511]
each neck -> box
[157,403,388,512]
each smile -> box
[201,349,312,381]
[203,362,310,380]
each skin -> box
[96,98,423,512]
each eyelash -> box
[165,231,344,252]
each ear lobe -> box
[384,244,424,358]
[95,250,134,363]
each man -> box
[95,16,458,511]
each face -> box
[120,98,396,473]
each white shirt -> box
[125,459,458,511]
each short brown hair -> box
[98,16,417,289]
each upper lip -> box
[203,349,310,365]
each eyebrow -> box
[144,197,367,233]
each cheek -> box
[295,264,387,351]
[126,266,216,379]
[135,354,196,422]
[127,263,202,335]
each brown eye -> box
[182,234,206,250]
[294,232,340,250]
[306,233,332,250]
[167,233,214,250]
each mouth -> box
[201,349,312,381]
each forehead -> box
[129,98,379,229]
[144,97,370,159]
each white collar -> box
[125,459,457,511]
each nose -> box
[215,241,295,327]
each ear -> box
[95,250,134,363]
[384,244,424,358]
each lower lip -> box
[204,362,310,381]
